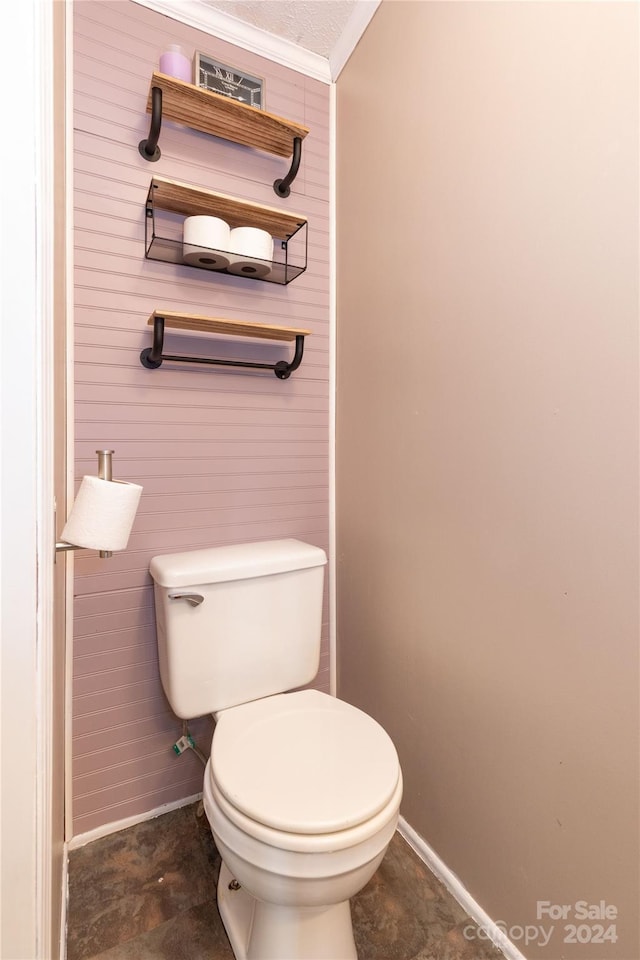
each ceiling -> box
[133,0,380,80]
[200,1,358,60]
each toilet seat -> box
[211,689,400,836]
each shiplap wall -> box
[72,0,330,836]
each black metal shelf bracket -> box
[139,315,305,380]
[139,86,162,162]
[274,137,302,198]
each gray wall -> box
[336,3,639,957]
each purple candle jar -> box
[159,45,192,83]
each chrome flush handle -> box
[168,592,204,607]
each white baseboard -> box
[397,816,528,960]
[67,793,202,851]
[59,845,68,960]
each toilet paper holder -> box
[55,450,118,560]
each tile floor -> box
[67,801,506,960]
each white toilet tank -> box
[149,539,327,719]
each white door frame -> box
[0,0,56,956]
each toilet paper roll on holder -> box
[56,450,116,560]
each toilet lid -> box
[211,689,400,835]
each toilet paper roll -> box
[227,226,274,279]
[183,216,231,270]
[61,476,143,552]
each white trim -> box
[59,846,68,960]
[63,0,76,847]
[35,0,56,953]
[68,793,203,851]
[329,0,380,80]
[0,0,57,956]
[398,817,527,960]
[329,80,337,697]
[130,0,331,83]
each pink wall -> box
[72,1,330,835]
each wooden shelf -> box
[145,72,309,158]
[148,312,311,341]
[145,177,308,286]
[148,176,306,240]
[140,311,310,379]
[140,73,308,196]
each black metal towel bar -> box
[139,315,305,380]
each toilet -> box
[150,538,402,960]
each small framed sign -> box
[194,52,265,109]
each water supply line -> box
[173,722,207,766]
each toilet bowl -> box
[149,540,403,960]
[202,689,402,960]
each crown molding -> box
[131,0,332,83]
[329,0,380,80]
